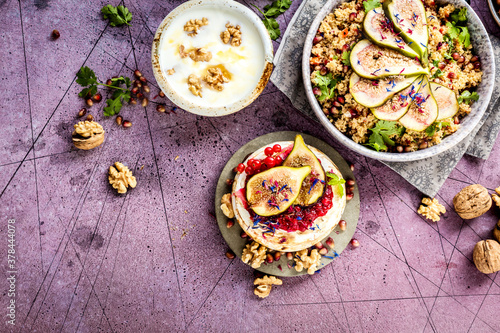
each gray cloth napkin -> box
[271,0,500,197]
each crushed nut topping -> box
[418,197,446,222]
[253,275,282,298]
[220,23,242,47]
[220,193,234,218]
[203,67,229,91]
[179,45,212,62]
[74,121,104,138]
[492,187,500,208]
[167,68,175,75]
[188,74,203,97]
[108,162,137,194]
[184,18,208,36]
[242,241,267,269]
[294,249,321,275]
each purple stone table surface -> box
[1,0,500,332]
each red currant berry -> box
[260,164,268,171]
[250,160,261,170]
[264,156,275,168]
[273,144,281,153]
[245,166,254,175]
[274,156,283,165]
[236,163,245,173]
[264,147,274,156]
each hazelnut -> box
[453,184,492,219]
[72,121,105,150]
[493,220,500,243]
[473,240,500,274]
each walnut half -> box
[203,67,229,91]
[453,184,492,219]
[187,74,203,97]
[108,162,137,194]
[418,198,446,222]
[242,241,267,269]
[184,17,208,36]
[220,193,234,218]
[294,249,321,275]
[253,275,282,298]
[72,121,105,150]
[220,23,242,47]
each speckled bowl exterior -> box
[151,0,274,117]
[302,0,495,162]
[487,0,500,28]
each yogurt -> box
[158,6,266,108]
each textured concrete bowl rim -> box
[302,0,495,162]
[151,0,274,117]
[487,0,500,28]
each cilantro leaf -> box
[263,0,292,18]
[450,8,467,26]
[446,22,459,40]
[432,60,440,67]
[101,4,132,27]
[326,172,346,197]
[312,71,339,102]
[425,121,450,137]
[363,0,381,13]
[341,50,351,66]
[366,120,403,152]
[457,90,479,105]
[446,21,470,47]
[431,68,444,79]
[76,66,97,87]
[252,4,281,40]
[103,79,131,116]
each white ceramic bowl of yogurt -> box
[152,0,274,117]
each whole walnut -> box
[453,184,492,219]
[473,240,500,274]
[493,220,500,243]
[72,121,105,150]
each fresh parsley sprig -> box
[457,90,479,105]
[76,66,131,116]
[366,120,404,152]
[445,8,470,47]
[311,71,339,102]
[425,121,450,137]
[101,4,132,27]
[252,1,292,40]
[326,172,346,197]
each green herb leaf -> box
[326,172,346,197]
[450,8,467,26]
[363,0,381,13]
[101,4,132,27]
[341,50,351,66]
[425,121,450,137]
[263,0,292,18]
[457,90,479,104]
[312,71,339,102]
[366,120,403,152]
[446,22,459,39]
[76,66,97,87]
[458,26,470,48]
[252,4,281,40]
[103,81,131,116]
[432,60,439,67]
[431,68,444,79]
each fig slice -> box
[371,75,423,121]
[350,72,417,108]
[430,82,459,121]
[363,7,419,59]
[383,0,429,61]
[399,76,438,131]
[282,134,325,206]
[246,166,311,217]
[350,39,428,79]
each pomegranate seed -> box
[313,87,322,96]
[237,163,245,173]
[131,87,139,94]
[92,93,102,102]
[274,252,281,261]
[129,98,137,105]
[137,92,144,100]
[447,72,456,79]
[404,146,412,152]
[266,254,274,263]
[333,101,342,108]
[419,142,428,149]
[396,146,404,153]
[330,107,339,115]
[51,29,60,39]
[226,220,234,228]
[315,242,324,249]
[134,80,142,88]
[342,43,350,52]
[326,237,334,249]
[349,12,357,21]
[240,231,248,238]
[350,163,354,171]
[86,114,94,121]
[106,79,113,86]
[115,115,123,125]
[454,116,460,124]
[320,67,327,75]
[458,56,465,63]
[313,35,323,44]
[245,166,254,175]
[452,52,460,61]
[438,62,446,70]
[143,85,150,93]
[142,98,149,107]
[339,220,347,231]
[134,69,142,78]
[157,104,166,113]
[159,90,166,98]
[264,156,275,168]
[225,250,235,259]
[347,179,355,186]
[86,99,93,107]
[286,252,293,260]
[225,178,234,186]
[349,109,358,117]
[346,193,354,201]
[470,56,479,63]
[77,108,87,117]
[337,96,345,104]
[474,62,481,70]
[122,120,132,128]
[319,247,328,255]
[264,147,274,156]
[351,238,360,248]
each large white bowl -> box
[302,0,495,162]
[152,0,274,117]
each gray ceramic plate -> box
[302,0,495,162]
[214,131,360,277]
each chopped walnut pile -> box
[108,162,137,194]
[179,45,212,62]
[294,249,321,275]
[220,23,242,47]
[418,198,446,222]
[184,17,208,36]
[72,121,105,150]
[492,187,500,208]
[253,275,282,299]
[203,67,229,91]
[242,241,267,269]
[187,74,203,97]
[166,68,175,75]
[220,193,234,218]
